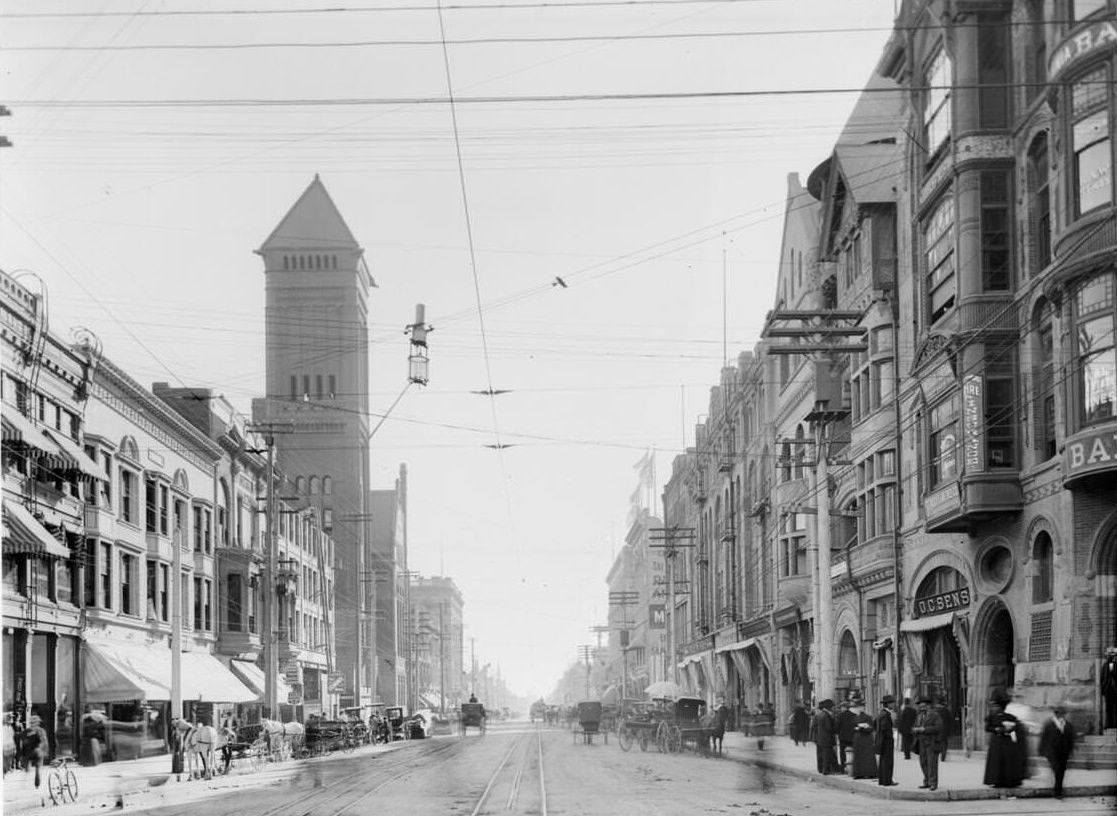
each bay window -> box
[1074,272,1116,425]
[1071,67,1112,216]
[929,395,960,486]
[925,196,956,325]
[924,45,953,158]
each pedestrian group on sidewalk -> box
[791,690,1078,798]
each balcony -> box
[924,472,1023,533]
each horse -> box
[177,721,222,780]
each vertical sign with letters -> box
[963,374,984,473]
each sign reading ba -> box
[914,587,971,618]
[648,603,666,629]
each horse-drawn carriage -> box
[459,702,486,736]
[617,697,710,754]
[572,701,607,745]
[305,718,356,755]
[529,700,547,723]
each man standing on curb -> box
[813,699,838,774]
[1039,704,1076,800]
[875,695,897,786]
[836,700,856,774]
[912,696,943,791]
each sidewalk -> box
[1,741,396,815]
[718,732,1117,801]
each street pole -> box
[264,432,278,719]
[171,523,182,775]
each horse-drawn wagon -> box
[305,718,356,755]
[459,702,486,736]
[617,697,711,754]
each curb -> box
[725,749,1117,801]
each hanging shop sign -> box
[962,374,984,473]
[914,586,971,618]
[648,604,665,629]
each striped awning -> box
[84,640,258,703]
[40,428,110,481]
[2,500,71,559]
[1,410,62,456]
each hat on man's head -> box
[818,699,834,710]
[881,695,896,705]
[916,695,932,704]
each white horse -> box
[183,723,221,780]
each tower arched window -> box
[322,476,332,495]
[308,476,320,495]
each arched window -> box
[1032,532,1053,604]
[308,476,319,495]
[838,630,859,678]
[1033,299,1056,459]
[322,476,332,495]
[217,479,230,547]
[295,476,306,494]
[1028,132,1051,272]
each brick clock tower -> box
[255,175,375,709]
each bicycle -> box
[47,756,78,805]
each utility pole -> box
[608,592,638,697]
[649,527,695,686]
[170,523,183,775]
[762,306,864,704]
[578,645,593,700]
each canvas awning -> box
[1,410,61,456]
[84,640,257,703]
[229,659,293,700]
[40,428,110,481]
[2,500,71,559]
[899,612,954,633]
[84,640,171,702]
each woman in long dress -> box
[849,699,878,779]
[983,695,1026,787]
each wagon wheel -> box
[655,721,670,753]
[618,724,633,752]
[665,725,682,754]
[638,729,650,752]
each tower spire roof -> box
[257,175,361,252]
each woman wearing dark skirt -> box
[983,694,1027,787]
[789,703,810,746]
[849,697,878,779]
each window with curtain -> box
[1071,66,1112,216]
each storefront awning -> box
[181,652,257,703]
[1,410,61,456]
[40,428,110,481]
[85,640,258,704]
[899,612,954,633]
[84,640,171,702]
[2,500,71,559]
[229,659,293,701]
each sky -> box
[3,0,900,700]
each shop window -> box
[980,171,1011,291]
[924,195,956,325]
[1028,134,1052,272]
[1073,272,1116,426]
[1071,67,1112,217]
[977,13,1010,129]
[929,395,959,486]
[1032,532,1053,604]
[924,44,953,160]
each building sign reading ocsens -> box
[914,587,971,618]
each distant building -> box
[409,575,464,713]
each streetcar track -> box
[467,727,548,816]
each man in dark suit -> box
[813,699,838,774]
[836,700,856,773]
[897,697,917,759]
[935,695,953,762]
[1039,705,1076,799]
[912,696,943,791]
[874,695,897,786]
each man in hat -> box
[912,696,943,790]
[897,697,917,759]
[812,699,838,774]
[874,695,898,786]
[20,713,48,790]
[1039,704,1076,799]
[836,699,856,773]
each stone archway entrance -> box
[971,601,1016,749]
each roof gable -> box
[258,175,361,252]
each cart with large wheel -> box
[616,700,667,752]
[657,697,711,755]
[572,701,607,745]
[459,701,486,736]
